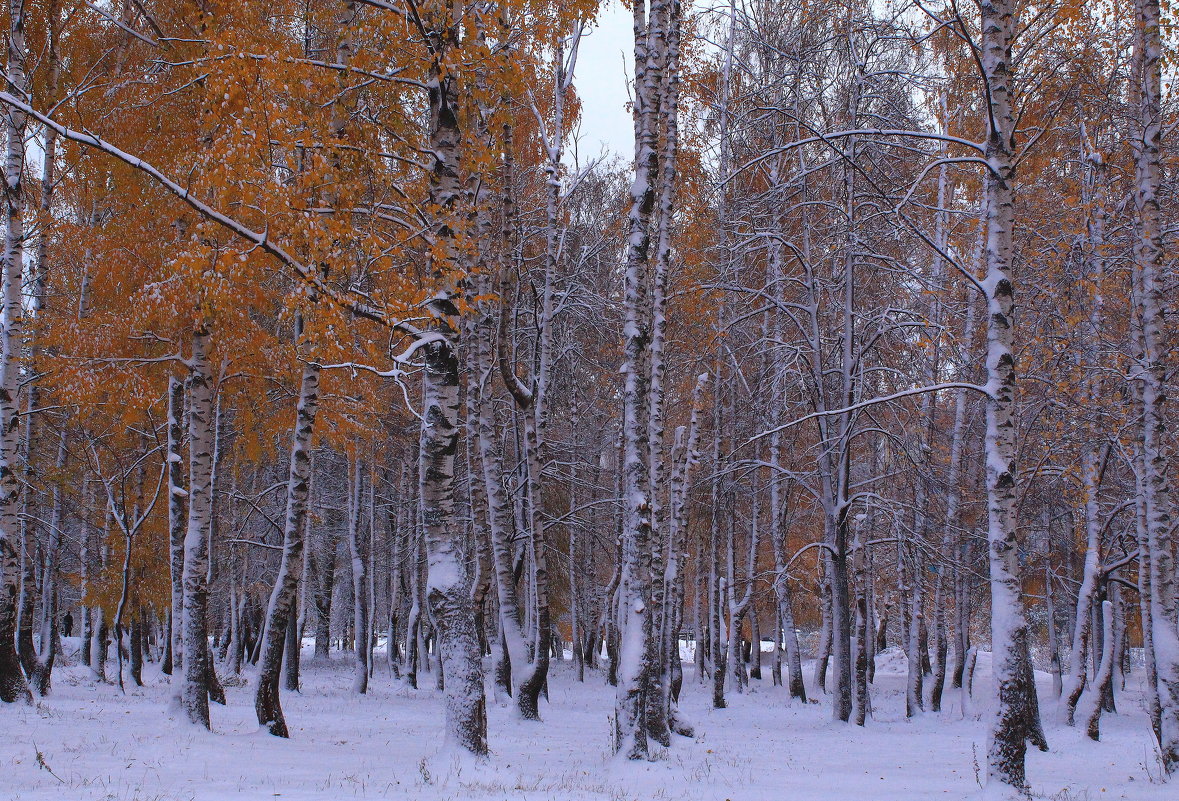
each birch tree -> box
[0,0,30,705]
[975,0,1048,786]
[1131,0,1179,773]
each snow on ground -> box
[1,643,1170,800]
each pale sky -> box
[571,1,634,162]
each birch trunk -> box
[766,155,806,703]
[167,377,186,679]
[947,295,977,690]
[708,374,726,706]
[347,455,369,694]
[906,541,924,717]
[644,0,681,747]
[477,282,537,712]
[727,493,758,695]
[0,0,29,705]
[658,373,706,735]
[90,603,106,682]
[313,531,336,660]
[80,483,92,668]
[855,598,869,726]
[815,574,832,694]
[31,4,60,694]
[1081,600,1115,741]
[1064,444,1107,726]
[405,528,422,688]
[411,4,489,751]
[980,0,1047,786]
[420,332,486,753]
[614,0,668,760]
[1063,133,1110,727]
[255,360,319,736]
[181,326,216,728]
[494,352,550,719]
[31,431,66,695]
[569,399,582,683]
[1133,0,1179,773]
[471,157,521,700]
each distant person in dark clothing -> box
[62,611,73,638]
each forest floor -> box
[1,642,1170,800]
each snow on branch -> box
[739,381,991,450]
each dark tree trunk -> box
[854,598,870,726]
[130,617,144,687]
[283,613,300,692]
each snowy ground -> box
[1,642,1170,800]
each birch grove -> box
[2,0,1179,797]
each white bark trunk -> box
[180,327,215,728]
[980,0,1046,787]
[1133,0,1179,772]
[255,360,319,735]
[347,455,369,694]
[1081,600,1115,741]
[614,0,670,760]
[0,0,29,705]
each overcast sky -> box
[570,2,634,162]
